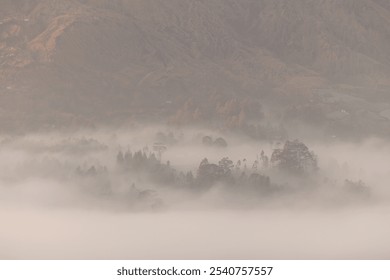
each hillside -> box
[1,0,390,137]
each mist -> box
[2,206,390,260]
[1,126,389,259]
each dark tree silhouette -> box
[271,140,318,175]
[196,158,224,186]
[218,157,234,175]
[214,137,228,147]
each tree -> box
[197,158,224,186]
[235,160,241,173]
[214,137,228,147]
[153,143,167,161]
[271,140,318,175]
[218,157,234,175]
[252,160,259,171]
[199,158,209,166]
[260,150,269,169]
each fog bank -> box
[1,127,389,259]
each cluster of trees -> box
[196,157,271,191]
[73,138,368,204]
[115,149,274,192]
[201,135,228,147]
[116,149,177,185]
[115,139,319,192]
[196,140,319,188]
[271,140,318,175]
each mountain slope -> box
[0,0,390,136]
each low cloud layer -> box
[0,126,389,259]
